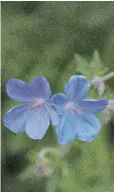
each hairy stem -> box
[103,72,114,81]
[38,145,69,159]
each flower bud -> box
[35,157,53,177]
[100,100,114,124]
[91,76,105,96]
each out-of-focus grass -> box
[1,2,114,192]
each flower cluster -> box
[3,75,108,144]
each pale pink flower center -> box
[65,102,82,116]
[30,98,45,111]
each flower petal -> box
[54,105,66,115]
[78,99,108,114]
[51,93,67,115]
[45,105,59,126]
[3,104,29,133]
[75,113,101,142]
[56,111,77,144]
[51,93,67,105]
[65,75,90,101]
[25,107,50,140]
[29,77,51,99]
[6,79,35,102]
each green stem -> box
[103,72,114,81]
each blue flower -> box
[3,77,59,139]
[51,75,108,144]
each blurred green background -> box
[1,1,114,192]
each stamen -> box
[72,108,83,116]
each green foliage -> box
[2,2,114,192]
[75,50,109,79]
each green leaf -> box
[75,50,109,79]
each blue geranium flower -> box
[51,75,108,144]
[3,77,59,139]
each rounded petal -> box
[56,111,77,144]
[78,99,108,114]
[3,104,29,133]
[29,77,51,99]
[45,105,59,126]
[75,113,101,142]
[65,75,90,101]
[54,105,66,115]
[25,107,50,140]
[51,93,67,115]
[6,79,35,102]
[51,93,67,105]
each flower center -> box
[65,102,83,116]
[30,98,45,111]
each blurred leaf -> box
[75,50,109,79]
